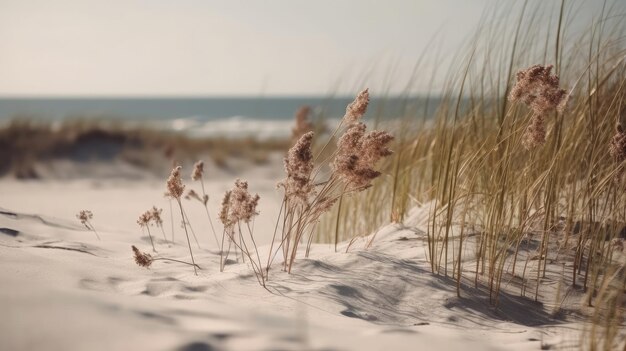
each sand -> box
[0,165,593,351]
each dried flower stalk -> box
[166,166,185,199]
[509,64,568,149]
[165,166,197,275]
[191,160,204,181]
[521,114,546,149]
[278,131,316,206]
[131,245,201,270]
[137,210,156,251]
[189,161,219,246]
[132,245,153,268]
[313,88,371,164]
[332,123,394,190]
[344,88,370,124]
[150,206,167,241]
[77,210,100,240]
[218,179,264,286]
[291,105,314,142]
[509,64,568,116]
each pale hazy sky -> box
[0,0,612,96]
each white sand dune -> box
[0,178,589,351]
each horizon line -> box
[0,93,441,100]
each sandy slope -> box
[0,176,588,351]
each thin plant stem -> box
[152,257,201,269]
[169,198,175,242]
[145,226,156,252]
[199,178,220,247]
[266,197,285,276]
[159,225,167,242]
[88,221,101,240]
[176,199,197,275]
[182,207,201,249]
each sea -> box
[0,96,439,139]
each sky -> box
[0,0,615,97]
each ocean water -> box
[0,96,438,139]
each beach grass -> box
[314,1,626,348]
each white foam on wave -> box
[158,116,344,140]
[162,116,292,139]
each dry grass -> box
[315,1,626,348]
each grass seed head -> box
[166,166,185,199]
[77,210,93,226]
[220,179,260,227]
[231,179,260,223]
[344,88,370,124]
[132,245,153,268]
[185,189,202,202]
[191,161,204,181]
[137,210,152,228]
[279,131,315,205]
[509,64,568,116]
[332,122,393,189]
[359,130,394,166]
[522,114,547,149]
[219,190,232,227]
[292,105,314,142]
[150,206,163,227]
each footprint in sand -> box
[79,276,126,293]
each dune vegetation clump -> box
[126,89,394,286]
[267,89,394,274]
